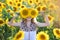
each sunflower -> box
[34,0,40,5]
[0,18,4,26]
[13,6,18,12]
[20,8,29,18]
[0,2,2,8]
[30,9,38,18]
[41,5,47,12]
[28,0,34,5]
[6,9,11,12]
[6,0,14,6]
[13,31,24,40]
[20,5,26,10]
[14,0,19,3]
[10,11,15,16]
[48,3,58,10]
[0,2,6,8]
[48,15,54,22]
[53,28,60,38]
[15,2,22,8]
[36,31,49,40]
[2,3,6,8]
[36,5,41,12]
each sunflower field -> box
[0,0,60,40]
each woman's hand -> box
[8,22,12,25]
[14,14,18,17]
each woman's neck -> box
[27,20,31,27]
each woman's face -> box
[26,16,32,21]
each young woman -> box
[8,8,50,40]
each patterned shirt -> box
[20,21,38,32]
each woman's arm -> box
[8,14,21,27]
[34,12,50,27]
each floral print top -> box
[20,21,38,32]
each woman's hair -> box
[22,18,35,24]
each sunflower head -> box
[30,9,38,18]
[34,0,40,5]
[41,5,47,12]
[36,31,49,40]
[16,2,22,8]
[13,6,18,12]
[48,3,58,10]
[2,3,6,8]
[20,5,26,10]
[20,8,29,18]
[0,18,4,26]
[13,31,24,40]
[36,6,41,12]
[53,28,60,38]
[6,0,14,6]
[0,2,2,7]
[48,15,54,22]
[28,0,34,5]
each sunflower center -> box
[13,7,17,11]
[0,20,4,24]
[21,6,24,8]
[3,4,6,7]
[48,16,51,20]
[16,0,18,3]
[42,7,46,11]
[0,4,1,6]
[50,5,54,8]
[56,30,60,35]
[22,9,28,16]
[16,33,22,39]
[36,0,38,2]
[30,1,32,3]
[9,1,12,5]
[19,0,21,2]
[37,7,40,11]
[7,10,10,12]
[40,34,45,39]
[31,10,36,15]
[17,3,20,6]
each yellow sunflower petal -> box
[6,0,14,6]
[28,0,34,5]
